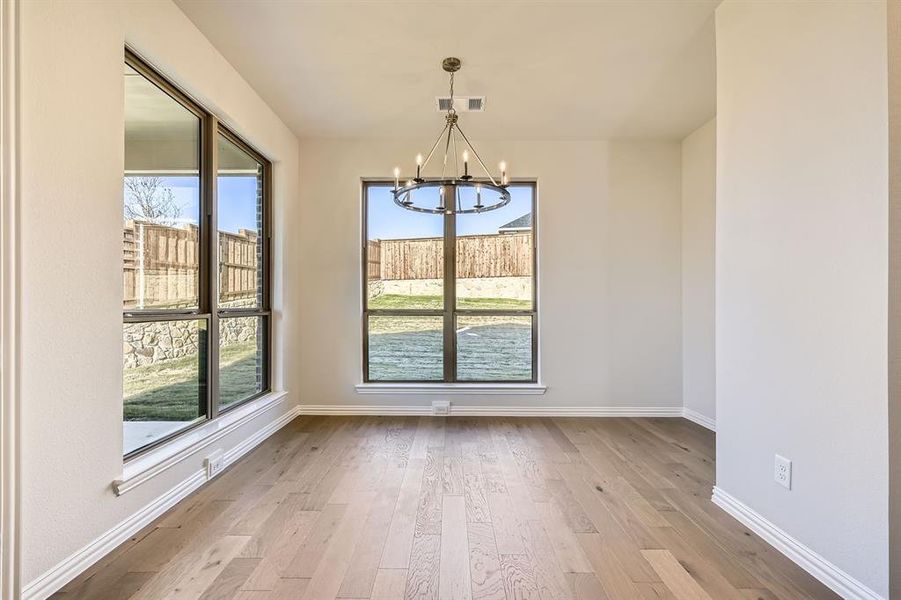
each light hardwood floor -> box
[52,416,837,599]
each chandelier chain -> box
[448,71,455,113]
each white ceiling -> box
[175,0,719,141]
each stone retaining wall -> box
[123,299,260,368]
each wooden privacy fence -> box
[220,229,261,303]
[124,221,259,309]
[368,232,532,281]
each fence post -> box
[137,221,145,310]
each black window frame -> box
[123,49,271,460]
[362,179,538,384]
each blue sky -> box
[129,176,259,234]
[368,183,533,240]
[217,177,259,233]
[135,178,531,239]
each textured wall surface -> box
[681,118,716,423]
[716,1,889,595]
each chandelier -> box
[392,57,510,214]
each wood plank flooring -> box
[52,416,838,600]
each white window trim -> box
[1,1,21,594]
[114,391,288,496]
[354,383,546,395]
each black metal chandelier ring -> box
[393,179,510,215]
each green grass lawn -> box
[369,294,531,311]
[124,341,259,421]
[367,294,533,381]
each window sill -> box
[354,383,547,395]
[114,390,288,496]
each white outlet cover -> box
[774,454,792,490]
[205,450,225,479]
[432,400,451,416]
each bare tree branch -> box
[124,176,184,226]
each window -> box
[363,182,537,383]
[123,50,270,457]
[216,131,269,409]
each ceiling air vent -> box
[435,96,486,112]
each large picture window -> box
[363,181,537,383]
[123,50,270,457]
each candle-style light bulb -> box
[416,154,423,180]
[463,150,469,177]
[499,161,507,186]
[475,183,483,210]
[404,181,414,205]
[438,186,445,210]
[393,167,400,190]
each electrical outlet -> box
[432,400,450,416]
[774,454,792,489]
[205,450,225,480]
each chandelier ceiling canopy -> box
[392,57,509,215]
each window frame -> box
[361,179,538,384]
[123,49,271,460]
[213,126,272,415]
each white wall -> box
[296,140,683,410]
[18,0,299,587]
[681,119,716,425]
[716,1,888,596]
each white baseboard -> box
[298,404,684,417]
[23,404,301,600]
[711,486,884,600]
[681,407,716,431]
[354,383,547,395]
